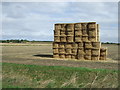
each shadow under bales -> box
[33,54,53,58]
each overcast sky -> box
[2,2,118,42]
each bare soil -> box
[1,43,119,70]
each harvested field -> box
[1,43,119,70]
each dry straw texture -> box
[60,36,66,42]
[53,22,107,60]
[53,54,59,58]
[67,36,74,42]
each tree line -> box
[0,39,52,43]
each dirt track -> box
[1,43,119,70]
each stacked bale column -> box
[53,22,107,60]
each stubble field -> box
[1,42,119,88]
[1,42,119,70]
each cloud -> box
[2,2,118,42]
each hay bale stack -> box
[84,41,92,49]
[88,22,96,29]
[84,55,91,60]
[65,54,71,59]
[72,48,77,55]
[91,55,99,60]
[54,36,60,42]
[53,48,59,54]
[88,36,97,42]
[71,54,76,59]
[74,23,82,30]
[59,54,65,58]
[54,30,60,36]
[66,24,74,31]
[53,53,59,58]
[99,48,107,60]
[82,36,88,42]
[53,22,108,61]
[78,42,83,48]
[77,48,84,60]
[60,36,66,42]
[55,24,61,29]
[75,30,82,36]
[59,48,65,54]
[65,48,72,54]
[72,43,78,48]
[84,48,91,55]
[92,42,101,48]
[91,48,100,56]
[53,42,59,48]
[66,36,74,42]
[59,43,65,48]
[97,24,100,41]
[60,30,66,36]
[75,36,82,42]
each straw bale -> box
[75,36,82,42]
[54,36,60,42]
[72,48,77,54]
[75,30,82,36]
[91,48,100,56]
[59,43,65,48]
[60,36,66,42]
[65,48,72,54]
[61,24,66,29]
[78,42,83,48]
[88,30,97,37]
[82,36,88,42]
[77,54,84,60]
[66,31,74,35]
[66,24,74,31]
[91,55,99,60]
[100,48,107,56]
[78,48,84,54]
[72,43,78,48]
[100,48,107,52]
[55,24,61,29]
[84,48,91,55]
[60,30,66,36]
[65,54,71,59]
[88,22,96,29]
[71,54,76,59]
[81,23,87,29]
[59,48,65,54]
[65,43,72,48]
[92,42,101,48]
[97,36,100,41]
[88,36,97,42]
[59,54,65,58]
[84,42,92,49]
[99,56,106,60]
[82,29,88,36]
[67,36,74,42]
[53,54,59,58]
[74,23,82,28]
[53,48,59,54]
[97,24,99,36]
[53,42,59,48]
[84,55,91,60]
[54,30,60,36]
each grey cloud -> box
[2,2,118,42]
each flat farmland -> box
[1,43,119,70]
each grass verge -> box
[2,62,119,88]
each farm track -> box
[1,43,119,70]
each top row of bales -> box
[54,22,100,42]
